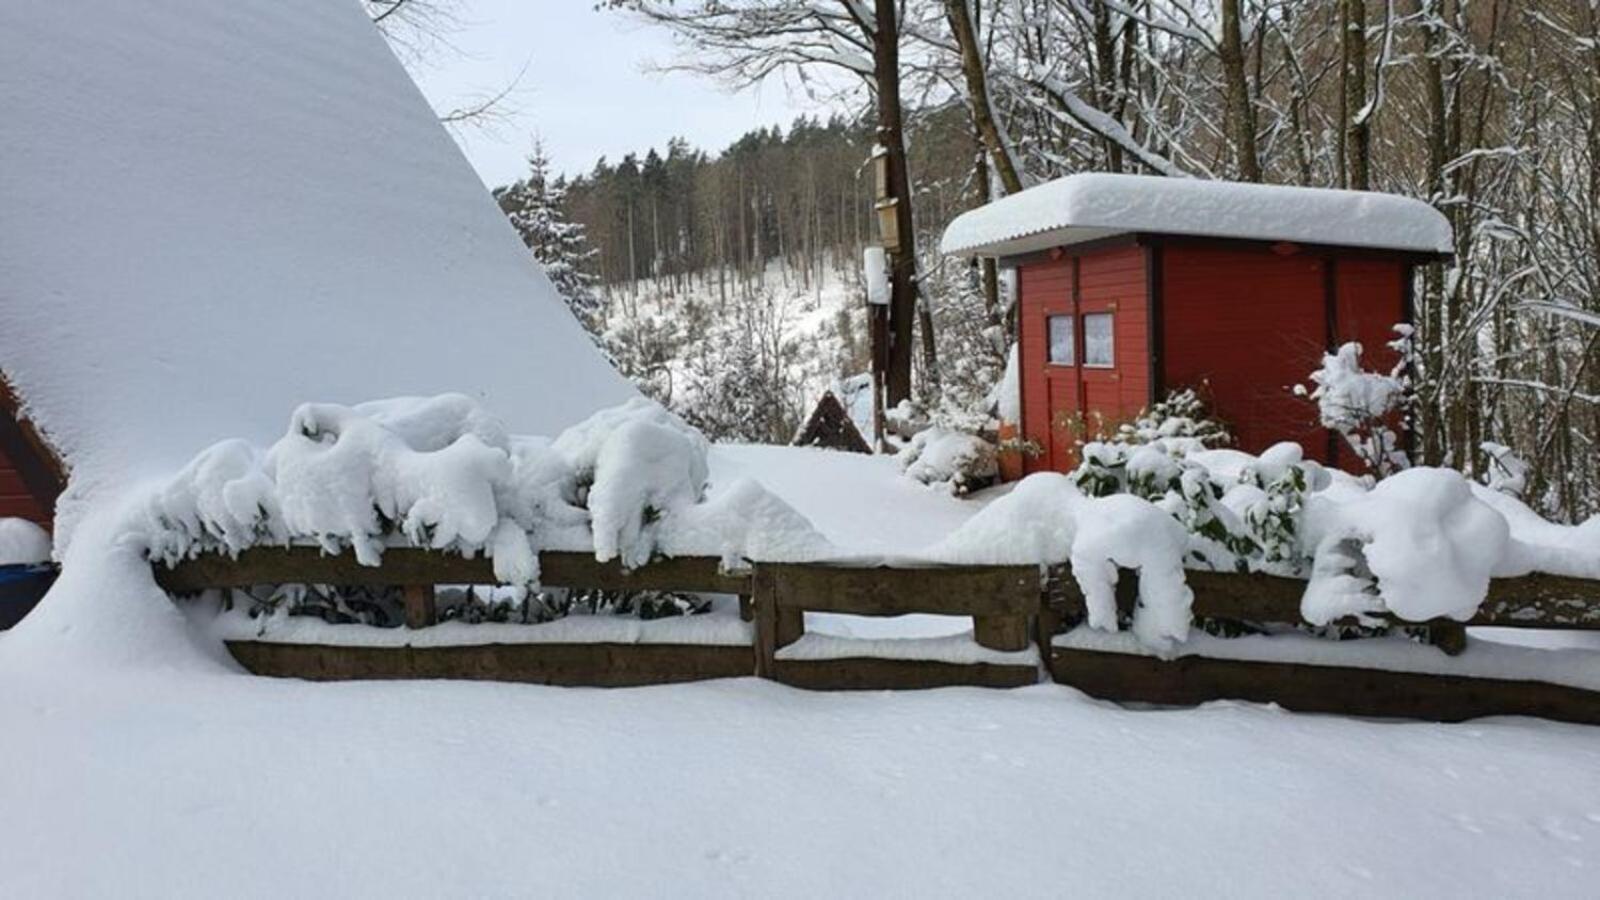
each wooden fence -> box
[154,549,1600,725]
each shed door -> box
[1018,259,1080,475]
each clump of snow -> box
[1480,441,1530,498]
[0,518,52,566]
[145,395,830,582]
[775,631,1039,667]
[990,345,1021,424]
[588,420,709,569]
[897,428,998,495]
[1302,468,1509,624]
[1070,494,1194,654]
[862,246,890,306]
[930,472,1192,653]
[1469,483,1600,580]
[659,478,836,570]
[929,473,1081,565]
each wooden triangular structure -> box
[793,391,872,454]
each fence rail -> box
[153,548,1600,724]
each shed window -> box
[1047,315,1075,365]
[1083,313,1114,367]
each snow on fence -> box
[153,546,1600,723]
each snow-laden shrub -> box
[0,517,52,566]
[898,428,999,495]
[1301,467,1509,625]
[1069,439,1324,574]
[1112,386,1231,449]
[1298,327,1414,476]
[144,394,828,589]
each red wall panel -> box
[1335,258,1407,372]
[1159,245,1330,461]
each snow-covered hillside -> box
[601,258,875,444]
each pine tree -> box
[503,141,603,334]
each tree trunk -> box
[875,0,921,406]
[944,0,1024,194]
[1220,0,1261,181]
[1342,0,1370,190]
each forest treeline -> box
[475,0,1599,522]
[555,111,977,299]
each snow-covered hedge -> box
[145,395,832,583]
[934,438,1600,655]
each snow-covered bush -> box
[0,517,52,566]
[145,395,828,591]
[1113,386,1231,449]
[1070,439,1320,573]
[897,428,999,495]
[1301,467,1509,625]
[1298,328,1413,476]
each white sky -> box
[404,1,844,187]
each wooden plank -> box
[973,614,1031,652]
[1046,568,1600,631]
[155,546,750,595]
[760,563,1040,617]
[1049,645,1600,726]
[226,641,752,687]
[773,657,1038,691]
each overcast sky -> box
[404,1,841,188]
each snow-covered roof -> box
[940,173,1454,258]
[0,0,631,513]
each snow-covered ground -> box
[2,648,1598,898]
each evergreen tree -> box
[501,141,603,334]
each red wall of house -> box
[1017,244,1149,474]
[0,446,51,528]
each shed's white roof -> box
[940,173,1453,258]
[0,0,632,513]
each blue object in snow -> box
[0,564,56,629]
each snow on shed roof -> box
[940,173,1454,258]
[0,0,631,511]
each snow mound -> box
[145,396,830,581]
[940,172,1454,257]
[1302,468,1509,624]
[930,473,1192,653]
[0,517,51,566]
[897,428,998,495]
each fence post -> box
[403,584,436,629]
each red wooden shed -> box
[941,174,1452,476]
